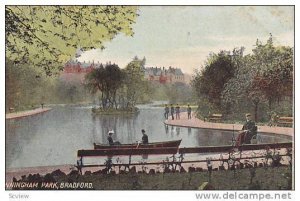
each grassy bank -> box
[9,166,292,190]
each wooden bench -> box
[278,117,293,127]
[207,113,223,122]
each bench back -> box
[279,117,293,122]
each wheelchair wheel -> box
[251,134,262,144]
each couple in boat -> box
[107,129,149,146]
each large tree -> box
[6,6,138,75]
[221,54,264,121]
[222,35,293,121]
[85,63,124,109]
[191,50,237,112]
[121,56,149,108]
[251,36,293,109]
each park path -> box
[5,107,52,120]
[164,112,293,137]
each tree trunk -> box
[254,101,259,122]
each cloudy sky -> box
[78,6,294,74]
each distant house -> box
[60,60,99,84]
[61,61,190,85]
[143,66,186,84]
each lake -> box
[6,103,292,168]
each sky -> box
[78,6,294,74]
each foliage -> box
[165,82,195,104]
[85,57,151,110]
[251,38,293,109]
[121,56,149,107]
[5,59,92,112]
[85,63,125,109]
[6,59,52,111]
[192,34,293,122]
[192,49,238,112]
[221,35,293,121]
[55,80,91,104]
[6,6,138,76]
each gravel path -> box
[164,112,293,137]
[6,107,52,119]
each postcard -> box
[4,4,295,201]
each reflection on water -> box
[164,124,169,135]
[6,105,292,168]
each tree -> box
[6,6,138,76]
[221,52,261,118]
[165,82,194,104]
[251,36,293,109]
[222,35,293,121]
[6,58,62,111]
[85,63,125,109]
[121,56,149,108]
[191,50,237,112]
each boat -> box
[79,147,179,157]
[93,139,182,149]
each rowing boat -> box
[93,139,182,149]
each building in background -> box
[61,61,191,85]
[60,60,98,84]
[144,66,190,84]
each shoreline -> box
[5,107,52,120]
[164,112,293,137]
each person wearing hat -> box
[141,129,149,144]
[107,130,121,145]
[236,113,257,146]
[242,113,257,143]
[107,130,115,145]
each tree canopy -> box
[191,50,237,110]
[85,63,124,109]
[122,56,148,107]
[192,35,293,121]
[222,35,293,120]
[5,6,138,75]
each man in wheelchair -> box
[236,113,257,146]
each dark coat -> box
[242,120,257,133]
[187,107,192,114]
[107,136,114,145]
[142,134,149,144]
[242,120,257,143]
[170,106,175,114]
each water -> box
[6,104,292,168]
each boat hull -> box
[93,139,182,149]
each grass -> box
[55,166,292,190]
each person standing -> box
[141,129,149,144]
[170,104,175,120]
[164,104,169,119]
[175,104,180,119]
[187,104,192,119]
